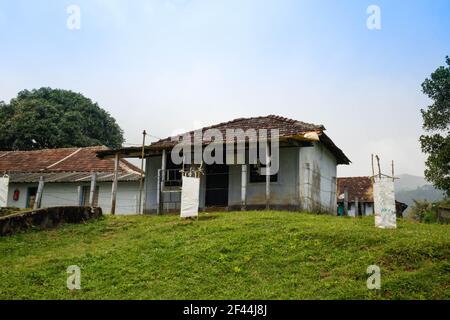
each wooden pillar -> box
[34,176,45,210]
[265,141,270,211]
[343,186,349,216]
[156,169,162,214]
[355,196,359,217]
[110,153,119,215]
[241,164,247,211]
[89,172,97,207]
[160,150,167,214]
[161,150,167,192]
[138,130,147,214]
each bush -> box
[410,199,450,223]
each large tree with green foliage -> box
[420,57,450,197]
[0,88,124,150]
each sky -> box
[0,0,449,177]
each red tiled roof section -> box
[150,115,349,165]
[0,146,141,174]
[337,177,374,202]
[152,115,324,148]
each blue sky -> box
[0,0,449,176]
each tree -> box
[0,88,124,150]
[420,56,450,197]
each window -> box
[82,186,99,206]
[164,169,182,187]
[249,164,278,183]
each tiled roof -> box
[97,115,350,164]
[337,177,374,202]
[0,146,142,183]
[151,115,324,148]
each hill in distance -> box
[395,174,446,214]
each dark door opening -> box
[205,164,229,207]
[27,187,38,208]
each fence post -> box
[110,153,119,215]
[34,176,45,210]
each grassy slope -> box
[0,211,449,300]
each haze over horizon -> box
[1,0,449,178]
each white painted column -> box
[77,186,83,206]
[34,176,45,210]
[265,141,270,211]
[241,164,247,210]
[89,172,97,207]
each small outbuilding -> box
[0,146,142,214]
[337,176,408,217]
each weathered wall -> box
[0,206,102,237]
[7,181,140,215]
[299,142,337,213]
[228,147,300,209]
[144,142,339,214]
[145,156,161,213]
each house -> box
[0,146,142,215]
[337,176,408,217]
[97,115,351,214]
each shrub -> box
[409,199,450,224]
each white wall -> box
[7,181,141,215]
[144,142,339,214]
[299,142,338,213]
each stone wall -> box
[0,206,102,237]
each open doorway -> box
[205,164,229,207]
[26,186,38,209]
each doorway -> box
[205,164,229,207]
[26,186,38,208]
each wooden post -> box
[77,186,83,206]
[161,149,167,185]
[343,186,348,216]
[34,176,44,210]
[110,153,120,215]
[371,154,375,180]
[138,130,147,214]
[241,164,247,211]
[156,169,162,214]
[265,141,270,211]
[355,196,359,217]
[89,172,97,207]
[392,160,395,182]
[376,155,381,179]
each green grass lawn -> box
[0,211,449,300]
